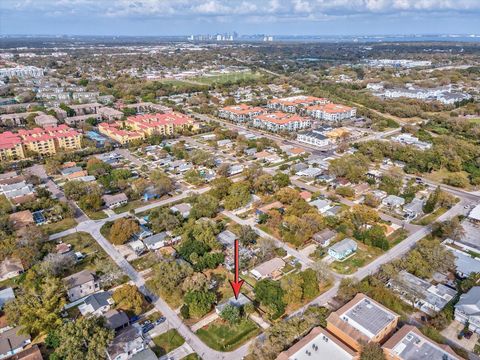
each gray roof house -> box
[250,257,285,280]
[0,326,31,359]
[142,232,168,250]
[64,270,100,302]
[107,326,145,360]
[455,287,480,334]
[382,194,406,208]
[403,198,424,220]
[310,199,332,214]
[388,270,456,315]
[328,238,357,261]
[78,291,113,316]
[312,229,337,247]
[170,203,192,218]
[105,309,130,332]
[217,230,236,248]
[102,193,128,209]
[0,287,15,309]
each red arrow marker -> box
[229,239,244,299]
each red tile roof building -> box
[98,112,196,144]
[253,112,311,132]
[306,103,357,122]
[0,125,81,160]
[218,104,265,122]
[268,95,329,113]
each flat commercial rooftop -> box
[391,330,458,360]
[342,297,396,339]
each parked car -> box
[155,316,166,325]
[142,323,155,333]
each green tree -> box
[5,277,66,336]
[53,317,114,360]
[238,225,258,246]
[361,343,386,360]
[224,181,251,210]
[220,304,241,324]
[184,290,216,319]
[149,207,182,233]
[190,193,219,219]
[209,177,232,200]
[109,218,140,245]
[273,172,291,188]
[254,279,285,318]
[300,269,320,300]
[112,284,145,316]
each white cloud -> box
[3,0,480,21]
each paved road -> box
[25,164,89,222]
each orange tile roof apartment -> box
[218,104,265,122]
[0,125,82,160]
[98,112,196,145]
[276,327,360,360]
[382,325,461,360]
[306,103,357,122]
[326,293,399,352]
[268,95,330,113]
[253,112,311,132]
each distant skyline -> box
[1,0,480,37]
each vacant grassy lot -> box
[191,71,263,85]
[41,217,77,235]
[55,232,125,282]
[196,319,259,352]
[152,329,185,357]
[412,207,447,226]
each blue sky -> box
[1,0,479,36]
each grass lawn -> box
[191,71,263,85]
[84,209,108,220]
[113,199,144,214]
[424,169,472,190]
[330,243,384,275]
[181,354,201,360]
[412,207,447,226]
[41,217,77,235]
[468,118,480,124]
[388,229,409,246]
[152,329,185,357]
[57,232,126,283]
[196,319,259,352]
[100,221,113,240]
[130,252,159,271]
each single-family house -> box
[310,199,333,214]
[455,286,480,334]
[106,326,145,360]
[102,193,128,209]
[105,309,130,332]
[0,288,15,309]
[312,229,337,247]
[3,344,43,360]
[0,258,24,282]
[468,204,480,224]
[388,271,456,315]
[64,270,100,302]
[217,230,237,248]
[296,167,323,178]
[403,198,424,220]
[0,326,31,359]
[251,257,285,280]
[129,240,146,255]
[142,232,168,250]
[299,191,312,202]
[328,238,357,261]
[382,195,405,208]
[78,291,113,316]
[170,203,192,218]
[142,187,160,202]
